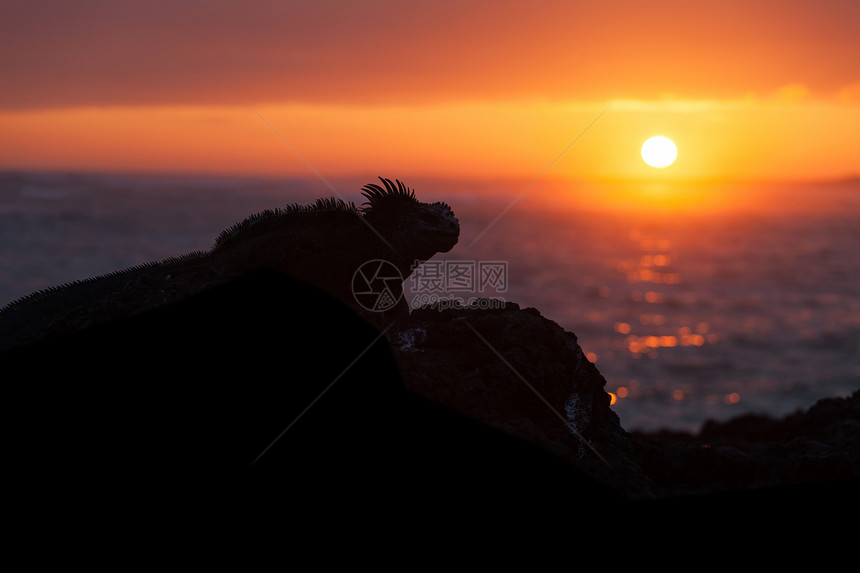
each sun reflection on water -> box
[605,226,740,416]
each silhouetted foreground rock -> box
[3,269,616,535]
[5,268,857,541]
[391,300,860,513]
[391,302,652,498]
[631,389,860,500]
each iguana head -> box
[361,177,459,270]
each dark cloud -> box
[1,0,857,109]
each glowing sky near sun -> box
[0,0,858,184]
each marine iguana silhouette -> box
[0,177,459,350]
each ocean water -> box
[1,170,858,432]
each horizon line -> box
[1,166,858,188]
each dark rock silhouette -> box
[3,268,613,535]
[5,267,857,541]
[389,300,860,515]
[391,301,653,498]
[632,390,860,501]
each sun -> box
[641,136,678,168]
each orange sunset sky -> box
[1,0,858,184]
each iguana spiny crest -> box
[0,177,459,350]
